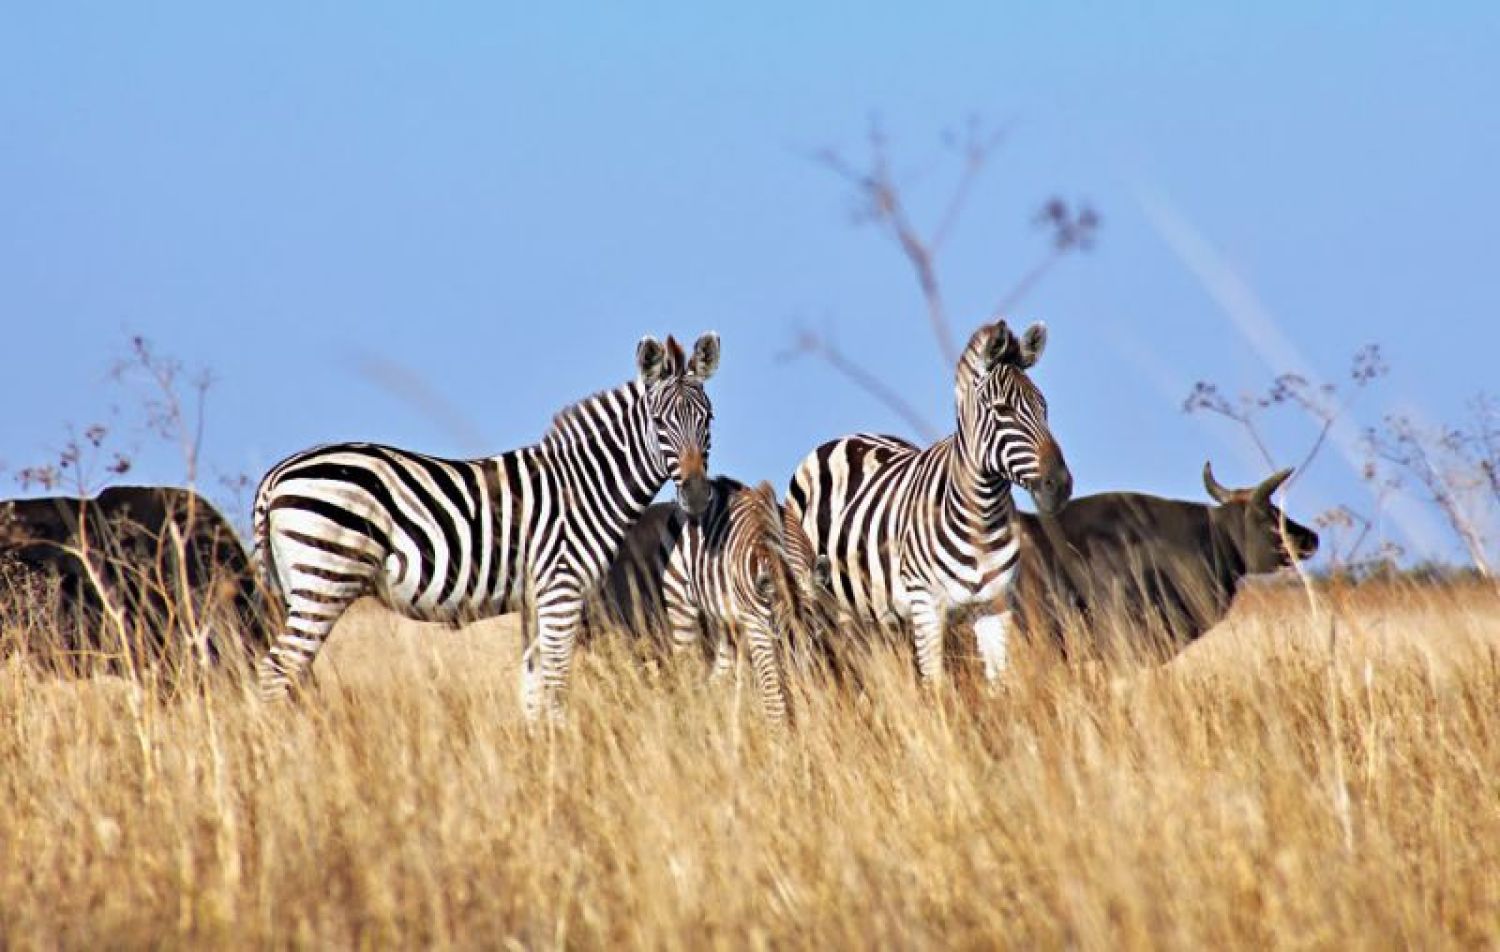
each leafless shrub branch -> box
[112,335,213,487]
[777,328,941,442]
[1365,397,1499,579]
[786,118,1098,438]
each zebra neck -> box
[534,378,669,535]
[939,437,1017,542]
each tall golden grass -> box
[1,582,1497,948]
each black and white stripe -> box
[253,333,720,719]
[586,477,832,726]
[784,320,1072,686]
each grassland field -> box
[1,579,1497,949]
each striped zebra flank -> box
[784,319,1073,688]
[586,477,836,726]
[253,332,720,721]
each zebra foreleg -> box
[521,589,584,724]
[908,594,948,689]
[971,611,1012,683]
[664,585,707,661]
[744,613,789,728]
[707,618,735,683]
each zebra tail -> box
[237,470,291,655]
[250,473,283,601]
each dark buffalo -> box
[0,485,273,683]
[1005,463,1320,661]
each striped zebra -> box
[784,319,1071,687]
[253,333,720,720]
[585,476,836,725]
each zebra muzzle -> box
[676,449,712,518]
[677,473,712,519]
[1029,442,1073,515]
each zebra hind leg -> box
[256,578,361,702]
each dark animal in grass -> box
[0,486,273,683]
[1004,463,1320,662]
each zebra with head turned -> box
[784,319,1071,687]
[253,333,720,720]
[586,476,835,726]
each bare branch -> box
[991,251,1062,318]
[1182,382,1279,470]
[111,335,213,487]
[1186,343,1389,492]
[780,328,940,442]
[1366,413,1493,577]
[798,119,1099,442]
[1313,504,1381,573]
[816,119,959,369]
[1288,418,1336,486]
[930,118,1009,252]
[992,199,1100,317]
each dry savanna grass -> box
[1,581,1498,948]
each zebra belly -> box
[936,557,1018,608]
[374,550,514,624]
[897,540,1020,616]
[829,562,907,628]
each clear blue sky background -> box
[3,4,1496,564]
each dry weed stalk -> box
[1365,397,1500,580]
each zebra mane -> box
[538,379,645,448]
[729,482,784,564]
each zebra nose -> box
[1030,452,1072,515]
[678,473,712,519]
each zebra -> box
[585,476,836,726]
[784,319,1071,687]
[252,332,720,720]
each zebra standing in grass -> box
[784,319,1072,686]
[253,333,720,720]
[586,476,835,726]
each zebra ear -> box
[637,336,669,385]
[1017,322,1048,369]
[955,320,1016,400]
[688,332,720,381]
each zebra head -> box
[954,319,1072,515]
[637,332,719,519]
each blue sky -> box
[3,4,1497,564]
